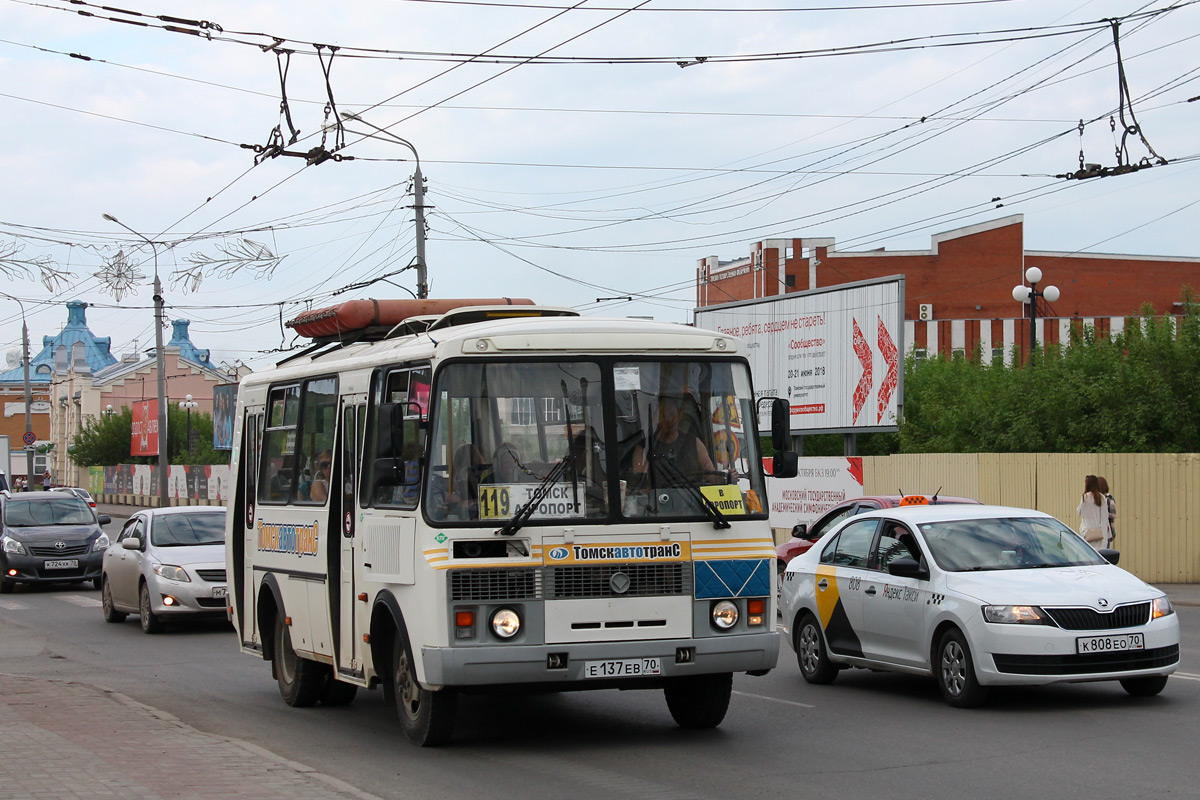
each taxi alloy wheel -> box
[936,629,988,708]
[102,578,126,623]
[139,583,162,634]
[796,614,838,684]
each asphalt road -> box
[1,543,1197,799]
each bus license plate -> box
[44,559,79,570]
[1077,633,1144,654]
[212,586,227,598]
[582,658,662,679]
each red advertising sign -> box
[131,399,161,457]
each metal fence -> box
[861,453,1200,583]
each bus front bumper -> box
[421,632,779,687]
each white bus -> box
[227,300,797,746]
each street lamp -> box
[0,292,36,489]
[102,213,169,507]
[1012,266,1061,361]
[104,404,115,417]
[340,111,428,299]
[178,394,198,452]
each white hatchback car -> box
[101,507,228,633]
[781,504,1179,706]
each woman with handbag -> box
[1098,476,1116,545]
[1076,474,1109,549]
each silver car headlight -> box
[2,537,25,555]
[982,605,1051,625]
[152,564,191,583]
[92,533,110,552]
[1152,596,1174,619]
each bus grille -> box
[449,568,541,601]
[1043,602,1150,630]
[545,563,691,599]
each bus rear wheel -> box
[274,614,323,707]
[664,672,732,729]
[392,634,457,746]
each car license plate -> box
[212,586,227,598]
[581,658,662,679]
[43,559,79,570]
[1077,633,1144,654]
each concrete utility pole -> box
[102,214,170,507]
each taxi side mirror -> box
[121,537,142,551]
[886,557,928,581]
[1098,548,1120,565]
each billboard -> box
[695,277,903,434]
[130,399,161,457]
[213,384,237,450]
[764,456,864,532]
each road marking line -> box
[0,599,29,610]
[58,595,102,608]
[732,690,815,709]
[1171,672,1200,682]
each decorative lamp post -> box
[0,293,37,488]
[1012,266,1061,361]
[178,394,198,452]
[102,213,169,507]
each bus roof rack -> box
[426,305,578,332]
[286,298,538,342]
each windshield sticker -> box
[545,542,687,564]
[700,485,746,514]
[613,366,641,391]
[478,483,586,520]
[257,520,319,557]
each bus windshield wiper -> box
[496,449,576,538]
[650,453,730,530]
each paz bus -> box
[226,299,797,746]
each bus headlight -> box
[712,600,739,630]
[491,608,521,638]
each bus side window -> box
[368,366,429,509]
[260,385,300,504]
[294,377,338,505]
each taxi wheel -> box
[795,613,839,684]
[392,634,457,746]
[101,578,127,623]
[1120,675,1168,697]
[936,629,989,708]
[665,672,732,729]
[274,614,323,707]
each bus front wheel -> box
[274,614,323,707]
[664,672,732,729]
[391,634,457,746]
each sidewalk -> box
[0,674,382,800]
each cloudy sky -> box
[1,0,1196,373]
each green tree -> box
[69,405,230,467]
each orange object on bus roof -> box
[286,298,536,339]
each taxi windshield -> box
[919,516,1107,571]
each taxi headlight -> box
[982,605,1050,624]
[152,564,191,583]
[490,608,521,638]
[93,533,110,552]
[711,600,739,629]
[1152,596,1174,619]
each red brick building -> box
[695,215,1199,364]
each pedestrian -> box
[1076,474,1109,549]
[1097,475,1117,545]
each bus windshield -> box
[424,358,766,525]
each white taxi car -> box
[780,504,1179,707]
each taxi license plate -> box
[212,586,227,598]
[1077,633,1144,654]
[582,658,662,679]
[44,559,79,570]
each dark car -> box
[0,491,111,593]
[776,494,980,579]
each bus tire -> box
[664,672,732,729]
[274,614,322,707]
[392,634,456,746]
[320,673,359,706]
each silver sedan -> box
[100,507,228,633]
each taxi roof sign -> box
[899,495,931,506]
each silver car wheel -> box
[799,623,821,675]
[941,639,967,697]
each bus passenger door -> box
[334,400,364,678]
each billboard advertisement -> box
[695,277,903,434]
[130,399,161,457]
[213,384,237,450]
[764,456,864,532]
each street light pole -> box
[1,292,36,488]
[178,394,198,453]
[102,213,170,507]
[1012,266,1061,362]
[340,112,428,299]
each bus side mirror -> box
[376,403,400,458]
[773,451,798,479]
[771,398,790,451]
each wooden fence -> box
[860,453,1200,583]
